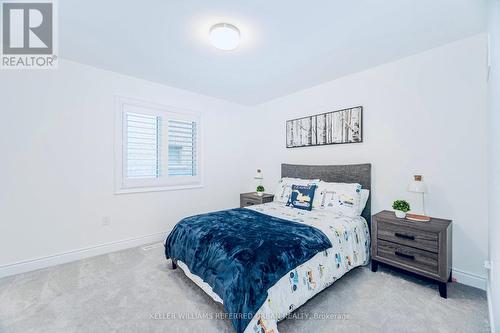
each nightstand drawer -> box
[240,198,261,207]
[377,240,438,274]
[378,220,438,253]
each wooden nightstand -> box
[371,210,452,298]
[240,192,274,208]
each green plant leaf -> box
[392,200,410,212]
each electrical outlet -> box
[484,260,492,270]
[102,216,111,226]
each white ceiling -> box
[60,0,486,105]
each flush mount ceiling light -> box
[209,23,240,51]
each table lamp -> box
[254,169,264,196]
[407,175,430,222]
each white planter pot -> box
[257,192,264,197]
[395,210,406,219]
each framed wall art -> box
[286,106,363,148]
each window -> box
[115,97,201,193]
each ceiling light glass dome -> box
[209,23,240,51]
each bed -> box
[165,163,372,333]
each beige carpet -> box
[0,245,490,333]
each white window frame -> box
[114,96,203,194]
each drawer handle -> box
[395,251,415,260]
[246,202,255,205]
[394,232,415,240]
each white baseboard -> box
[452,268,487,290]
[486,264,495,333]
[487,280,495,333]
[0,231,168,279]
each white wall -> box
[248,34,489,284]
[0,60,251,272]
[487,0,500,330]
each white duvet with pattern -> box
[177,202,370,333]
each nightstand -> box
[371,210,452,298]
[240,192,274,208]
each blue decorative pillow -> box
[286,184,317,211]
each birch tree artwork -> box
[286,106,362,148]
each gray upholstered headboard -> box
[281,163,372,225]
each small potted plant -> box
[256,185,265,197]
[392,200,410,218]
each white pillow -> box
[313,181,362,217]
[357,189,370,216]
[273,177,320,203]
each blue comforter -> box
[165,208,332,333]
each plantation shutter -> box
[168,119,197,176]
[125,112,161,179]
[116,97,201,193]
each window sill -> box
[115,184,204,195]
